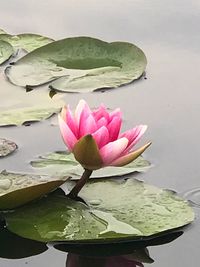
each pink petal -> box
[107,116,122,142]
[58,115,78,151]
[109,108,122,121]
[66,105,78,138]
[92,104,109,122]
[92,126,109,148]
[110,142,151,167]
[100,137,129,165]
[120,125,147,153]
[96,117,108,128]
[79,114,97,137]
[74,99,91,125]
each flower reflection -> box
[66,253,146,267]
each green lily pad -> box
[0,106,60,126]
[0,171,68,209]
[5,37,147,92]
[0,29,6,34]
[4,178,194,242]
[0,76,63,126]
[0,40,14,65]
[0,33,54,53]
[30,151,151,179]
[0,138,17,157]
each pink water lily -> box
[58,100,151,171]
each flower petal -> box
[121,125,147,153]
[92,126,109,148]
[107,116,122,142]
[92,104,109,122]
[58,115,78,151]
[109,108,122,121]
[66,105,78,137]
[96,117,108,128]
[75,99,91,125]
[73,135,103,170]
[79,114,97,137]
[100,137,129,165]
[110,142,151,166]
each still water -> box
[0,0,200,266]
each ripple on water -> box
[183,188,200,208]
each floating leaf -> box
[0,138,17,157]
[0,29,6,34]
[0,33,54,52]
[4,178,194,242]
[30,151,151,179]
[0,76,63,126]
[0,106,60,126]
[0,40,14,65]
[0,171,68,209]
[5,37,147,92]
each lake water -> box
[0,0,200,266]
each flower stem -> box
[68,169,93,199]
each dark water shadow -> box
[0,221,48,259]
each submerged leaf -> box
[30,151,151,179]
[4,178,194,242]
[0,138,17,157]
[0,171,68,209]
[0,40,14,65]
[0,33,53,52]
[5,37,147,92]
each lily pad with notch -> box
[0,77,63,126]
[5,37,147,92]
[0,171,68,210]
[30,151,151,179]
[4,178,194,243]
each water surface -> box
[0,0,200,266]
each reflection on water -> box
[65,253,144,267]
[183,188,200,208]
[0,219,48,259]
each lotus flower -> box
[58,100,151,170]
